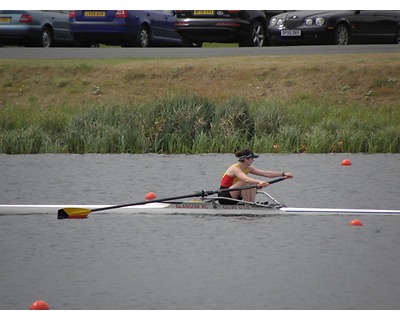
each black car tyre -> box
[181,37,203,47]
[332,24,349,45]
[239,20,265,47]
[38,27,53,47]
[395,28,400,44]
[75,40,99,47]
[137,26,150,47]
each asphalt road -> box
[0,44,399,59]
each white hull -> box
[1,203,400,216]
[280,207,400,215]
[1,202,282,216]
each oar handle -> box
[266,176,288,185]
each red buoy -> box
[341,159,352,166]
[30,300,50,310]
[348,219,363,226]
[145,192,157,200]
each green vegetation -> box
[1,53,399,154]
[1,95,399,154]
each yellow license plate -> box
[84,11,106,17]
[193,10,214,15]
[0,17,11,23]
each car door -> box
[161,10,181,41]
[358,10,382,42]
[148,10,181,44]
[368,10,400,43]
[344,10,365,41]
[43,10,73,41]
[352,10,397,43]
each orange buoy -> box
[341,159,352,166]
[30,300,50,310]
[348,219,363,226]
[145,192,157,200]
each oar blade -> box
[57,207,91,219]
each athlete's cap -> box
[237,149,259,160]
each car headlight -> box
[305,18,313,26]
[276,18,284,26]
[269,17,277,26]
[315,17,325,26]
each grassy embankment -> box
[0,52,399,154]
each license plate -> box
[84,11,106,17]
[194,10,214,15]
[281,30,301,36]
[0,17,11,23]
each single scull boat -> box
[1,191,400,217]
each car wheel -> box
[76,40,99,47]
[181,37,202,47]
[137,26,150,47]
[332,24,349,45]
[395,28,400,44]
[38,27,53,47]
[239,20,265,47]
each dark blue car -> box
[68,10,182,47]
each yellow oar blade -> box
[57,208,91,219]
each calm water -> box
[1,153,400,310]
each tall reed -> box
[1,95,399,154]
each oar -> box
[57,177,287,219]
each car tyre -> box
[332,24,349,45]
[37,27,53,47]
[239,20,265,47]
[75,40,99,47]
[137,26,150,47]
[395,28,400,44]
[181,37,203,47]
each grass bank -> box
[1,53,400,154]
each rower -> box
[218,148,294,205]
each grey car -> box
[0,10,78,47]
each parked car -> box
[0,10,78,47]
[267,10,400,45]
[68,10,182,47]
[175,10,287,47]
